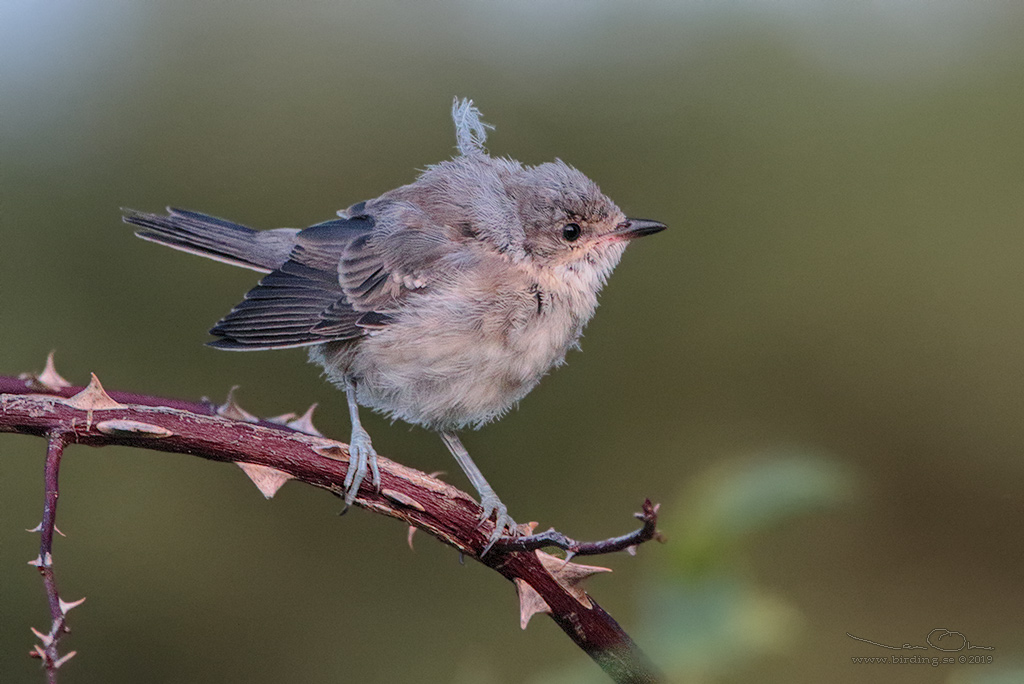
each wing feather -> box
[208,208,460,351]
[209,217,373,350]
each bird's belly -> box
[348,311,578,430]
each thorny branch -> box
[26,430,82,683]
[1,356,664,684]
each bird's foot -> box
[478,493,519,556]
[343,427,380,506]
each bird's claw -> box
[343,428,379,505]
[478,493,518,556]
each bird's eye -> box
[562,223,581,242]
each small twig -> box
[492,499,665,557]
[27,430,81,682]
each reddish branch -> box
[26,431,81,682]
[1,367,663,684]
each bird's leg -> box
[439,431,518,553]
[342,377,379,506]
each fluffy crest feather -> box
[452,97,494,157]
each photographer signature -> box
[847,629,993,652]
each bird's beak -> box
[609,218,667,242]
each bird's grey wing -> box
[336,200,458,313]
[208,208,455,350]
[209,216,378,350]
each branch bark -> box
[1,369,662,683]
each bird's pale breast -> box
[313,263,597,430]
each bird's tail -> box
[123,207,297,273]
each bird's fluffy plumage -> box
[126,100,635,430]
[124,99,664,535]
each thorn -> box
[381,488,425,512]
[61,373,123,411]
[30,645,47,660]
[407,526,417,551]
[96,419,173,438]
[40,351,72,390]
[514,578,552,629]
[216,386,259,423]
[27,553,51,568]
[626,545,638,556]
[338,503,350,516]
[58,596,86,615]
[458,552,465,565]
[235,462,293,499]
[534,551,611,609]
[19,351,73,392]
[266,412,297,425]
[313,443,347,461]
[53,650,77,668]
[28,522,66,537]
[30,627,52,646]
[287,404,322,436]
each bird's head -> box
[509,160,665,283]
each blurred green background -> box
[3,1,1024,682]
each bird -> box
[123,98,666,551]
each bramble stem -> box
[2,372,663,683]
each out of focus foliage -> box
[536,454,853,684]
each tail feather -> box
[123,208,297,273]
